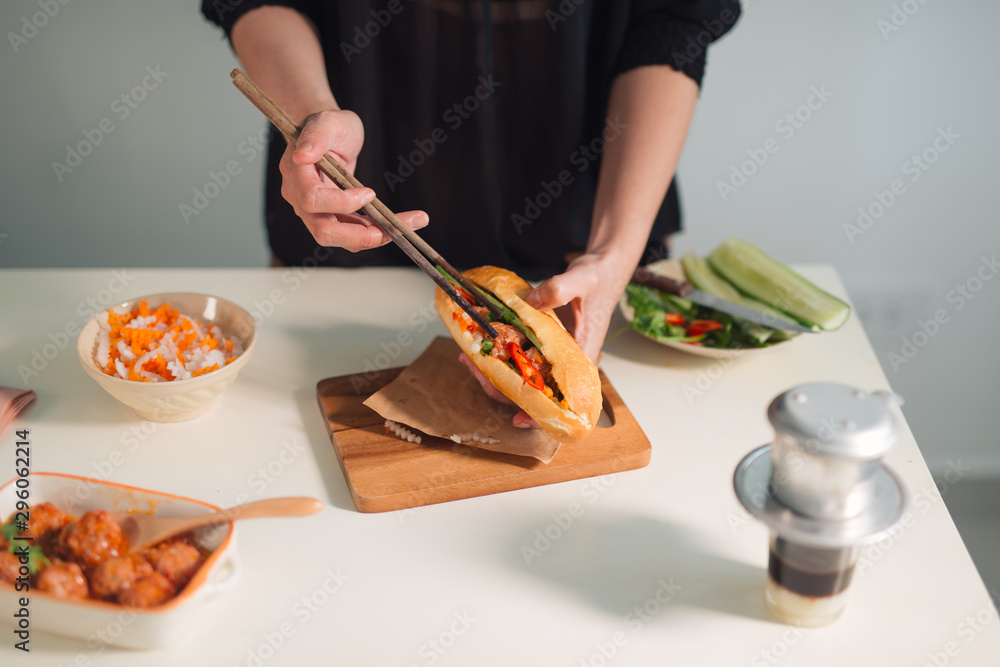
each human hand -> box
[456,253,626,430]
[280,109,429,251]
[526,252,629,362]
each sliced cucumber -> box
[681,251,744,302]
[707,239,851,331]
[681,251,777,341]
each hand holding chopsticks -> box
[229,68,501,338]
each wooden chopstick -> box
[318,153,500,317]
[229,68,500,339]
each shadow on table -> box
[292,383,356,513]
[283,321,439,513]
[504,510,769,624]
[2,330,140,425]
[602,312,707,371]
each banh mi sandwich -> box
[435,266,602,443]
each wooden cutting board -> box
[317,362,651,513]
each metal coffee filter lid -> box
[768,383,902,460]
[733,444,908,548]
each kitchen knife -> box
[630,267,817,333]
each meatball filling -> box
[453,300,564,405]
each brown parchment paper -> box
[363,337,561,464]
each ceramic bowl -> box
[76,292,257,422]
[0,472,239,650]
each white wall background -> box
[1,0,997,476]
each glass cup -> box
[765,533,859,627]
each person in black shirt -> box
[202,0,740,364]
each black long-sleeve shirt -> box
[202,0,740,277]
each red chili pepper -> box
[665,313,685,326]
[509,343,545,391]
[686,320,724,337]
[455,287,476,305]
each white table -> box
[1,267,997,666]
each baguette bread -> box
[435,266,602,443]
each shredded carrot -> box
[190,363,220,378]
[97,300,241,382]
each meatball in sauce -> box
[36,560,88,600]
[143,540,202,589]
[56,510,125,569]
[0,551,20,584]
[89,554,154,600]
[118,572,176,609]
[22,502,73,539]
[2,505,208,608]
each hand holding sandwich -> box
[435,266,603,443]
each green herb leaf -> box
[625,283,777,349]
[25,546,49,574]
[436,266,543,349]
[1,521,19,542]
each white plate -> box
[618,260,797,359]
[0,473,239,649]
